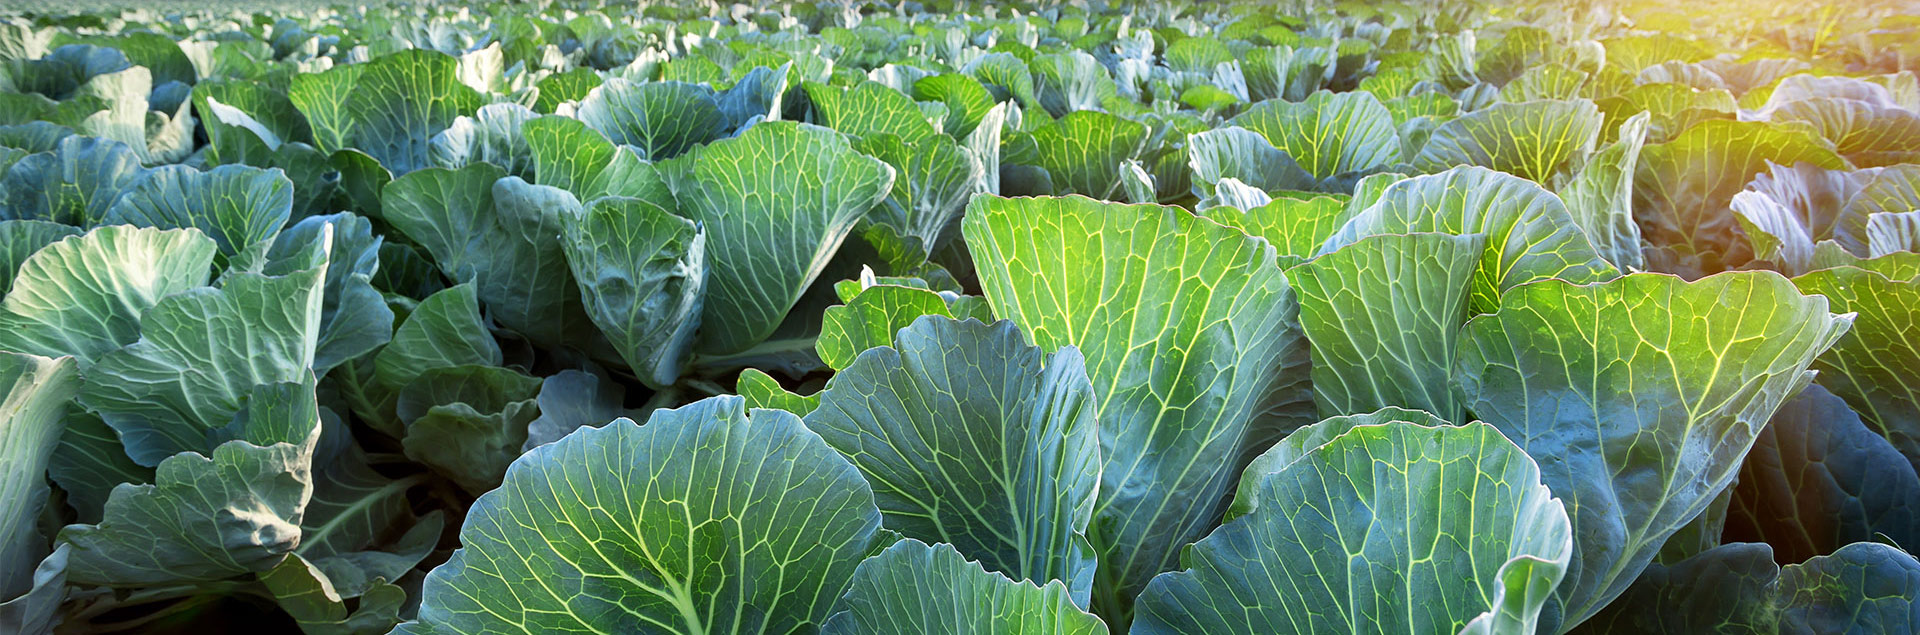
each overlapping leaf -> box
[964,194,1312,625]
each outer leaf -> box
[1727,384,1920,564]
[1793,261,1920,468]
[854,133,982,250]
[80,238,327,466]
[0,354,77,599]
[1029,111,1148,199]
[1414,99,1604,183]
[0,226,215,366]
[372,283,499,396]
[1750,75,1920,167]
[59,380,321,586]
[260,213,392,374]
[821,539,1109,635]
[1634,120,1848,277]
[261,555,408,635]
[815,284,953,371]
[0,544,65,635]
[1578,541,1920,633]
[1134,418,1573,635]
[1230,91,1400,181]
[1199,193,1355,264]
[0,221,78,296]
[736,367,818,416]
[1,135,145,225]
[658,121,894,355]
[46,409,149,524]
[1456,271,1852,631]
[104,163,293,263]
[964,195,1312,625]
[1321,165,1620,315]
[1560,112,1651,272]
[806,317,1100,598]
[397,365,541,495]
[193,78,312,167]
[806,80,940,144]
[1184,126,1315,198]
[381,164,586,347]
[427,102,539,178]
[404,396,887,634]
[1868,211,1920,258]
[521,369,627,452]
[288,49,486,175]
[576,79,726,161]
[559,195,705,388]
[1286,233,1483,421]
[1029,51,1116,118]
[1733,164,1920,275]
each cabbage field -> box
[0,0,1917,632]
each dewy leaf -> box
[1726,384,1920,565]
[1029,110,1148,199]
[1456,271,1852,631]
[1560,112,1652,272]
[964,195,1313,625]
[59,380,322,586]
[0,221,78,296]
[0,353,77,600]
[576,78,727,161]
[381,164,588,348]
[1230,90,1400,181]
[559,195,705,388]
[80,233,328,466]
[821,539,1110,635]
[1,134,146,225]
[1792,260,1920,469]
[1134,417,1573,635]
[404,396,888,634]
[0,226,215,366]
[1286,233,1484,422]
[1321,165,1620,315]
[1634,119,1848,277]
[105,164,294,264]
[1577,541,1920,633]
[658,121,894,355]
[815,284,953,371]
[288,49,487,175]
[806,317,1100,599]
[1413,98,1605,183]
